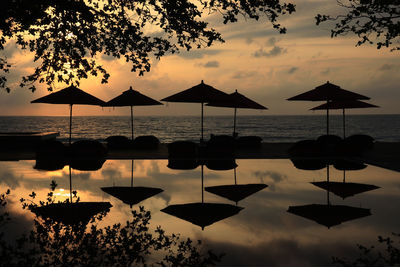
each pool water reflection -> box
[1,159,399,266]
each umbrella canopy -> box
[101,186,163,207]
[161,80,229,142]
[287,81,370,102]
[205,184,267,204]
[206,90,267,136]
[311,181,379,199]
[310,99,379,138]
[205,167,268,204]
[30,201,112,225]
[161,164,243,229]
[161,203,243,230]
[287,81,370,135]
[31,85,105,144]
[103,86,162,140]
[101,160,163,207]
[287,204,371,228]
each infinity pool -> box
[1,159,399,266]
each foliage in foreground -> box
[0,0,295,92]
[316,0,400,51]
[0,186,223,266]
[333,233,400,267]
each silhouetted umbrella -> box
[161,203,242,230]
[311,181,379,199]
[30,201,112,225]
[206,90,267,136]
[101,160,163,207]
[287,204,371,228]
[287,81,370,135]
[312,159,379,199]
[161,80,229,142]
[161,165,243,230]
[311,99,379,138]
[31,85,105,145]
[103,86,162,140]
[205,168,268,204]
[288,163,371,228]
[30,166,112,225]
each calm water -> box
[0,115,399,142]
[1,159,399,266]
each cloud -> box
[231,71,258,79]
[253,46,286,58]
[203,237,357,267]
[252,170,287,191]
[287,67,298,74]
[175,49,223,59]
[202,61,220,68]
[267,37,277,46]
[320,68,330,75]
[379,64,397,71]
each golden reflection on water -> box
[1,159,399,258]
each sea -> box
[0,114,399,143]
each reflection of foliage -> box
[1,186,223,266]
[316,0,400,51]
[333,233,400,266]
[0,0,295,92]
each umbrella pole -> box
[131,159,134,187]
[69,104,73,145]
[201,102,204,143]
[233,107,237,137]
[234,167,237,185]
[343,170,346,183]
[326,102,329,135]
[201,164,204,203]
[130,105,134,140]
[327,164,330,205]
[343,108,345,139]
[69,165,72,203]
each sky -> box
[0,0,399,116]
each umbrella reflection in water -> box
[101,160,163,208]
[287,164,372,228]
[205,167,268,205]
[30,166,112,226]
[311,160,379,199]
[161,165,243,230]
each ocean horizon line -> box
[0,114,398,118]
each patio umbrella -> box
[311,160,379,199]
[161,164,243,230]
[205,167,268,205]
[30,166,112,225]
[288,163,371,228]
[287,204,371,228]
[287,81,370,135]
[101,160,163,207]
[310,99,379,138]
[161,80,229,142]
[103,86,162,140]
[31,85,105,145]
[206,90,267,136]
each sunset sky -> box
[0,0,399,116]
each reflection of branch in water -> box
[1,189,224,266]
[333,233,400,266]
